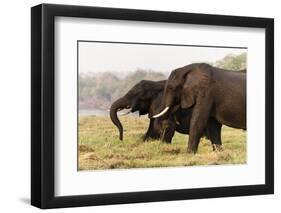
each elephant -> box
[110,79,223,150]
[153,63,246,153]
[110,80,166,141]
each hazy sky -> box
[78,41,246,73]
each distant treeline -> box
[79,70,166,110]
[79,53,246,110]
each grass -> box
[78,115,246,170]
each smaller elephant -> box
[110,80,223,150]
[110,80,166,141]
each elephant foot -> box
[142,135,149,142]
[187,148,197,154]
[212,144,223,152]
[143,133,161,142]
[161,140,172,144]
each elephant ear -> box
[181,66,211,109]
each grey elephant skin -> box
[110,80,223,148]
[153,63,246,153]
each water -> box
[79,109,139,117]
[79,109,109,116]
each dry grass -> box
[78,115,246,170]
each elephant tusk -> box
[152,107,169,118]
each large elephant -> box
[110,80,223,149]
[153,63,246,153]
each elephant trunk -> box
[110,97,130,140]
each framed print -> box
[31,4,274,209]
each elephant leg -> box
[143,119,154,141]
[187,102,212,153]
[206,119,223,151]
[144,118,160,141]
[162,129,175,143]
[161,119,176,143]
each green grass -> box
[78,115,246,170]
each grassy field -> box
[78,115,246,170]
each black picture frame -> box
[31,3,274,209]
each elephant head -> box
[110,80,166,140]
[153,63,212,118]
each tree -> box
[214,52,247,71]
